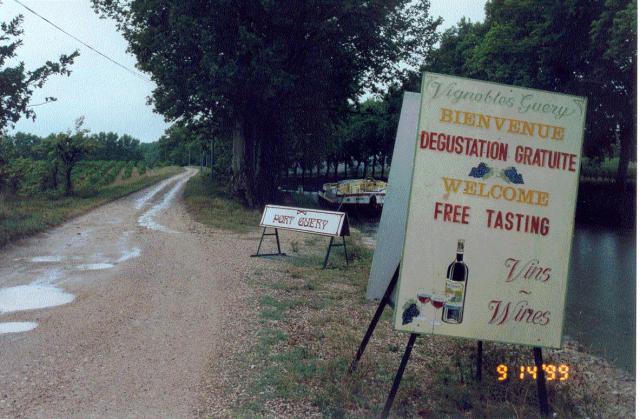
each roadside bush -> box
[4,158,32,194]
[122,161,135,179]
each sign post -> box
[251,226,286,257]
[353,73,586,417]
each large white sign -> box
[260,205,349,237]
[366,92,421,300]
[393,73,586,348]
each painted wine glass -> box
[430,291,445,330]
[416,290,431,321]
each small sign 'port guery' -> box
[253,205,350,268]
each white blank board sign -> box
[366,92,421,300]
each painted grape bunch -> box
[402,303,420,325]
[502,166,524,184]
[468,162,525,185]
[468,162,493,179]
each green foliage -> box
[0,166,182,247]
[157,124,203,166]
[86,132,143,161]
[92,0,442,206]
[122,161,135,179]
[337,99,397,178]
[0,125,171,199]
[182,172,261,233]
[137,160,146,175]
[51,118,95,195]
[0,7,78,132]
[424,0,636,186]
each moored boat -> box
[319,178,386,208]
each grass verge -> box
[0,166,182,248]
[184,174,633,418]
[183,173,261,233]
[236,239,632,417]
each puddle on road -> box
[117,247,141,262]
[135,177,175,209]
[0,285,75,314]
[32,269,63,286]
[0,322,38,334]
[30,256,64,263]
[138,173,190,233]
[0,174,193,335]
[75,263,114,271]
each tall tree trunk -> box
[333,160,338,178]
[372,154,377,178]
[210,138,215,180]
[325,160,330,177]
[616,123,632,193]
[254,135,278,206]
[231,119,256,206]
[362,159,368,179]
[50,163,58,190]
[64,166,73,196]
[615,122,634,227]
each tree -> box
[92,0,441,206]
[424,0,636,190]
[11,132,44,159]
[52,117,94,195]
[589,0,636,189]
[0,134,15,190]
[0,4,78,132]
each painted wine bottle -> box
[442,239,468,324]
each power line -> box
[11,0,152,83]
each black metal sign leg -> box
[251,227,287,257]
[342,236,349,265]
[275,228,282,254]
[252,227,267,256]
[476,341,483,381]
[381,333,418,419]
[349,266,400,373]
[533,347,550,416]
[322,237,334,269]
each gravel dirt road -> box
[0,168,259,418]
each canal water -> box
[564,224,635,373]
[284,190,635,373]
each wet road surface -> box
[0,168,256,417]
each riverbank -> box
[0,166,183,248]
[185,173,635,417]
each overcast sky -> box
[2,0,486,143]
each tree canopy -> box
[423,0,636,188]
[0,3,78,133]
[92,0,441,205]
